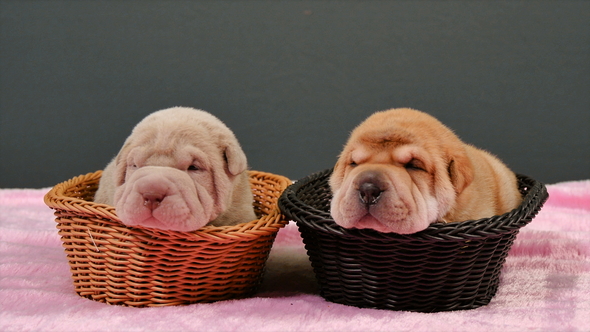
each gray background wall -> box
[1,0,588,188]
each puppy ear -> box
[329,155,346,191]
[447,151,474,195]
[114,143,132,186]
[224,143,248,175]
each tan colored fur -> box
[329,108,522,234]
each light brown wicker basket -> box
[44,170,290,307]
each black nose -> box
[358,182,383,205]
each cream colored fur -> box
[94,107,256,231]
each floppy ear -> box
[329,152,348,191]
[447,150,474,195]
[114,143,132,186]
[224,143,248,175]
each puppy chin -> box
[350,215,393,233]
[337,214,431,235]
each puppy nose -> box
[142,193,164,210]
[358,182,383,205]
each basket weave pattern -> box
[44,170,290,307]
[278,168,548,312]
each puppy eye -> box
[349,161,358,167]
[405,159,426,172]
[187,165,199,171]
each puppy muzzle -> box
[359,182,383,205]
[142,192,164,210]
[355,170,386,206]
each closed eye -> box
[405,158,426,172]
[187,165,200,171]
[349,161,358,167]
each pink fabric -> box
[1,180,589,332]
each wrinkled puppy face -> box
[329,108,473,234]
[113,107,247,232]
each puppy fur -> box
[94,107,256,231]
[329,108,522,234]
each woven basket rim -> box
[44,170,291,240]
[279,168,549,242]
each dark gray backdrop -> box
[1,1,589,188]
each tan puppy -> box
[330,108,522,234]
[94,107,256,232]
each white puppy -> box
[94,107,257,232]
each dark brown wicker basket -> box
[278,168,548,312]
[44,170,290,307]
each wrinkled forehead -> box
[349,125,416,152]
[360,131,414,147]
[350,141,427,164]
[123,124,220,165]
[137,115,223,146]
[348,126,438,164]
[126,140,214,168]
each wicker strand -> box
[44,170,290,307]
[278,168,548,312]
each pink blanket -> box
[1,180,589,332]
